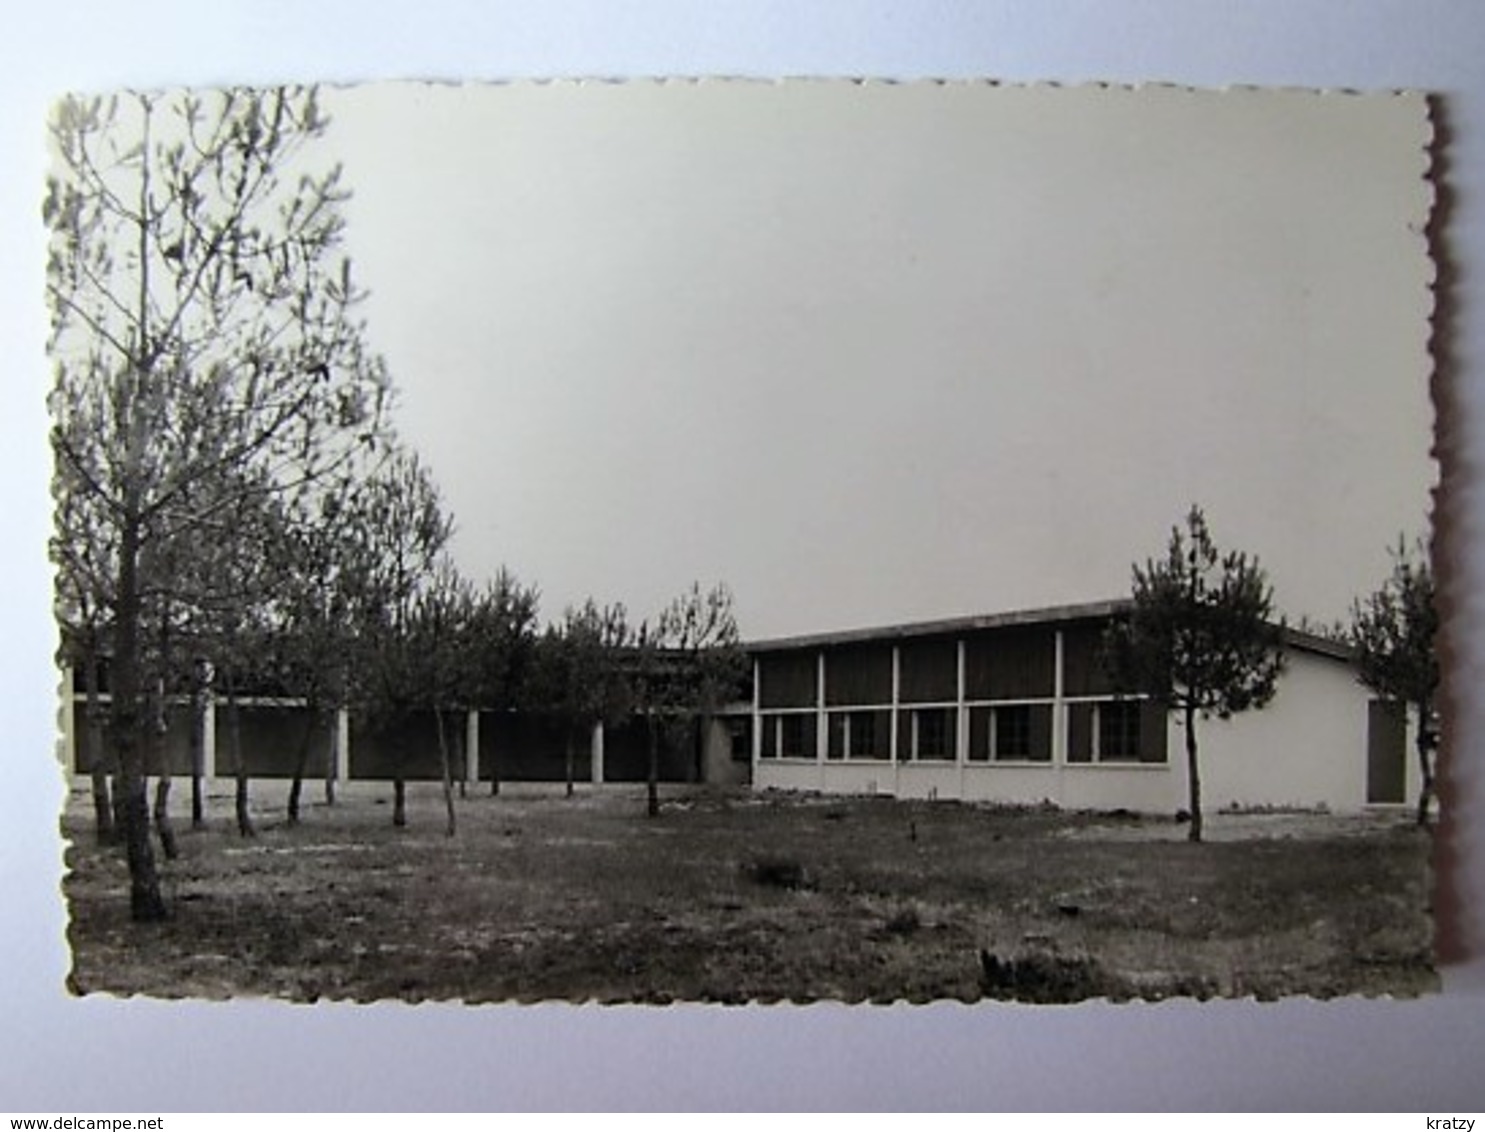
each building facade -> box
[59,599,1420,813]
[748,600,1420,814]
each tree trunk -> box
[146,691,176,860]
[696,711,711,785]
[153,777,178,860]
[287,705,323,825]
[82,652,114,845]
[324,718,338,807]
[287,776,303,825]
[111,787,128,849]
[188,662,206,829]
[1184,701,1202,843]
[149,601,177,861]
[1415,698,1435,827]
[112,515,167,922]
[488,735,500,797]
[393,776,407,827]
[235,775,253,838]
[646,716,660,818]
[225,669,255,838]
[565,724,576,798]
[90,768,115,846]
[118,775,166,921]
[435,706,457,837]
[458,721,468,799]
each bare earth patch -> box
[61,784,1436,1004]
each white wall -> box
[1058,764,1187,813]
[1192,649,1375,812]
[755,648,1389,813]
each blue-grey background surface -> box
[2,0,1483,1111]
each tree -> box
[1350,538,1439,826]
[629,583,746,817]
[47,88,391,919]
[531,600,630,797]
[173,471,298,838]
[344,451,454,828]
[1104,507,1286,842]
[465,570,541,797]
[393,564,470,836]
[276,463,385,823]
[52,475,118,844]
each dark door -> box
[1367,699,1407,804]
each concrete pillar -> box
[956,639,967,763]
[335,706,351,785]
[957,637,968,798]
[816,650,827,772]
[1053,629,1067,802]
[890,644,901,795]
[751,656,761,777]
[466,710,481,786]
[60,663,78,778]
[591,719,605,784]
[202,694,217,781]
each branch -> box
[52,427,127,519]
[46,284,136,362]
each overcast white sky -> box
[321,81,1435,639]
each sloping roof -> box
[746,599,1355,663]
[746,599,1132,651]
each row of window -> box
[757,700,1154,764]
[757,624,1119,710]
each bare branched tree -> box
[47,88,392,919]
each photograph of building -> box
[43,78,1439,1014]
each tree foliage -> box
[1105,506,1286,841]
[629,582,746,817]
[531,600,631,796]
[340,450,453,828]
[46,87,393,918]
[1350,538,1439,825]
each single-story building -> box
[745,599,1422,814]
[58,598,1422,814]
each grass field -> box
[61,783,1437,1004]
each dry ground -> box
[61,783,1436,1004]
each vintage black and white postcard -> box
[49,80,1439,1004]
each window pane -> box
[1067,703,1093,763]
[898,638,958,703]
[761,715,778,759]
[759,652,818,709]
[964,628,1055,699]
[994,704,1032,759]
[824,645,893,706]
[1061,622,1116,697]
[849,710,886,758]
[1027,703,1053,762]
[1098,700,1142,761]
[827,713,847,759]
[915,707,955,760]
[967,706,991,762]
[780,713,817,759]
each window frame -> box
[758,710,818,760]
[993,703,1034,760]
[1094,698,1144,763]
[910,705,955,761]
